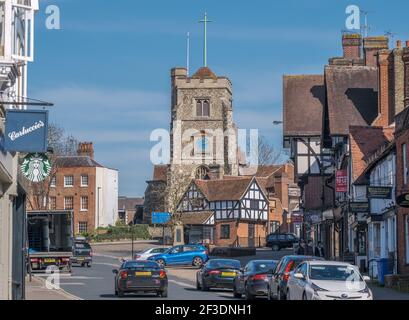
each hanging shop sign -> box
[367,186,392,199]
[336,169,348,193]
[4,110,48,153]
[21,153,52,183]
[397,193,409,208]
[349,202,369,213]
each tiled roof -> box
[283,75,325,137]
[118,197,144,211]
[326,66,379,136]
[179,212,214,225]
[191,67,217,80]
[152,165,168,182]
[349,126,394,184]
[54,156,103,168]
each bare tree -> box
[258,136,287,166]
[26,123,79,211]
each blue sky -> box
[30,0,409,196]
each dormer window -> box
[196,99,210,117]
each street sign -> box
[20,153,52,182]
[397,193,409,208]
[349,202,369,213]
[367,186,392,199]
[152,212,171,225]
[336,169,348,193]
[4,110,48,153]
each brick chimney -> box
[373,50,393,127]
[403,46,409,108]
[342,34,362,59]
[364,36,389,67]
[77,142,94,159]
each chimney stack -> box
[373,50,393,127]
[363,36,389,67]
[403,47,409,107]
[77,142,94,159]
[342,34,362,60]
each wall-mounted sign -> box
[336,169,348,193]
[21,153,52,182]
[349,202,369,213]
[5,110,48,153]
[397,193,409,208]
[367,186,392,199]
[152,212,171,225]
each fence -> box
[235,237,266,248]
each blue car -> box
[148,244,209,268]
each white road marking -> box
[59,283,85,286]
[168,279,196,289]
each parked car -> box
[71,239,92,268]
[286,261,373,300]
[112,260,168,297]
[233,260,278,300]
[196,259,241,291]
[266,233,299,251]
[148,244,209,268]
[134,247,170,260]
[268,255,324,300]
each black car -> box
[71,241,92,267]
[196,259,241,291]
[233,260,278,300]
[268,255,324,300]
[113,260,168,298]
[266,233,299,251]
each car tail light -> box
[159,270,166,279]
[61,258,70,262]
[120,271,128,279]
[283,260,294,281]
[251,274,267,281]
[204,251,209,255]
[208,270,221,276]
[30,258,39,263]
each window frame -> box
[81,175,89,187]
[78,222,88,234]
[50,176,56,188]
[403,143,408,186]
[64,175,74,188]
[195,99,210,117]
[220,224,230,240]
[80,196,89,212]
[64,196,74,210]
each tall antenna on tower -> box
[360,9,374,38]
[385,30,398,46]
[186,32,190,76]
[199,12,212,67]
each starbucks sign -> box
[21,153,52,182]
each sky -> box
[29,0,409,196]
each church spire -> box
[199,12,212,67]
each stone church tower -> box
[170,66,238,180]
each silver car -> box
[286,261,373,300]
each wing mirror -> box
[363,276,371,282]
[294,273,305,280]
[112,269,119,274]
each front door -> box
[248,224,255,248]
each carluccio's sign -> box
[21,153,52,183]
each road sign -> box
[152,212,171,225]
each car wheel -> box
[233,285,242,299]
[245,285,255,301]
[87,263,92,268]
[81,263,85,268]
[201,277,209,291]
[286,289,291,300]
[196,277,201,290]
[272,245,280,252]
[302,292,308,301]
[160,288,168,298]
[277,288,286,300]
[118,289,124,298]
[156,259,165,268]
[193,257,204,268]
[115,289,118,296]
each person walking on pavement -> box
[297,240,306,255]
[306,240,314,256]
[315,241,325,258]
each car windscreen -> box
[208,260,241,270]
[74,243,91,249]
[309,265,363,281]
[253,261,277,274]
[123,261,160,270]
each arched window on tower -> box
[196,99,210,117]
[195,166,210,180]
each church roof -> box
[192,67,218,80]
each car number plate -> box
[221,272,236,277]
[135,271,152,276]
[44,259,56,263]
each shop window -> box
[220,225,230,239]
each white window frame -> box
[64,175,74,188]
[81,175,89,187]
[403,144,408,186]
[80,196,88,212]
[50,176,56,188]
[11,0,35,62]
[78,222,88,234]
[64,196,74,210]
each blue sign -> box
[152,212,171,225]
[4,110,48,153]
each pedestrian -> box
[315,241,325,258]
[297,240,306,255]
[306,240,314,256]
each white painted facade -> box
[0,0,38,300]
[95,167,119,227]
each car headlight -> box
[311,283,328,293]
[359,286,372,298]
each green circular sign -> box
[21,153,52,183]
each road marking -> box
[168,279,196,289]
[93,262,120,267]
[59,283,85,286]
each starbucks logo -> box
[21,153,52,182]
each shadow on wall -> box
[345,88,378,124]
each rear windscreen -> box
[124,261,160,269]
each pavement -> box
[25,242,409,300]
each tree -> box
[25,123,79,211]
[258,136,287,166]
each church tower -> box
[169,66,239,184]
